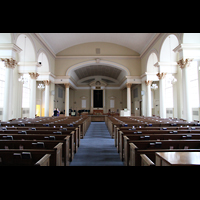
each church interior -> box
[0,33,200,166]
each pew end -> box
[35,154,51,166]
[140,154,155,166]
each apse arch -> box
[66,60,130,82]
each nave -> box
[70,122,124,166]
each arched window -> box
[0,61,5,107]
[22,74,30,108]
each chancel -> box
[1,33,200,166]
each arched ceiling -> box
[38,33,158,55]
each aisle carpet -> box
[70,122,124,166]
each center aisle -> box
[70,122,124,166]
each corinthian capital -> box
[29,72,39,79]
[43,80,51,86]
[145,80,153,86]
[64,83,70,88]
[177,58,193,69]
[156,72,167,80]
[0,58,18,69]
[126,83,132,88]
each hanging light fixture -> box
[18,76,24,83]
[38,83,45,90]
[151,83,158,90]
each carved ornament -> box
[0,58,18,69]
[145,80,153,86]
[156,72,167,80]
[177,58,194,69]
[29,72,39,79]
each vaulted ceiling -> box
[38,33,158,55]
[74,65,122,80]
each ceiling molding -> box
[56,55,140,59]
[34,33,56,57]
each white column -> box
[157,72,167,118]
[44,80,50,117]
[145,80,152,117]
[0,58,17,121]
[65,83,70,116]
[126,83,132,116]
[177,58,193,122]
[29,73,39,118]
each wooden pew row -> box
[0,151,51,166]
[122,133,200,165]
[107,116,199,138]
[129,140,200,166]
[1,126,80,148]
[0,129,76,160]
[117,129,200,155]
[0,142,62,166]
[0,140,66,166]
[0,134,70,166]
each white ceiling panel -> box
[38,33,158,55]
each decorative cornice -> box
[173,43,200,53]
[0,58,18,69]
[0,43,22,53]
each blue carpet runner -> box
[70,122,124,166]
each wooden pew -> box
[0,134,70,166]
[0,130,75,162]
[35,154,51,166]
[129,140,200,166]
[140,154,155,166]
[0,146,63,166]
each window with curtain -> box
[0,61,5,107]
[22,74,30,108]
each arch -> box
[160,34,179,62]
[66,60,130,78]
[16,34,36,62]
[37,49,50,73]
[146,49,159,73]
